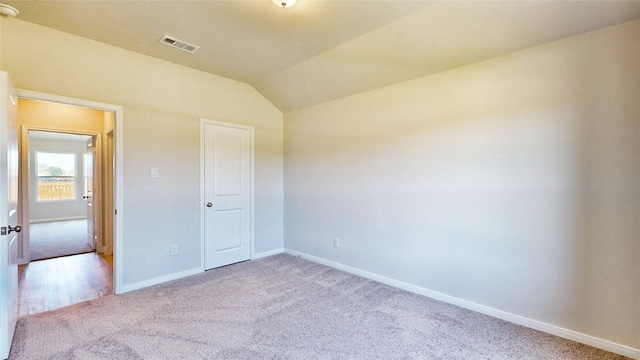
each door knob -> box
[8,225,21,234]
[206,202,213,208]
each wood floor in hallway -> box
[17,252,113,317]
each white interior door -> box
[202,121,252,270]
[84,137,95,249]
[0,72,19,360]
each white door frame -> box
[20,128,103,261]
[16,89,124,294]
[200,118,254,271]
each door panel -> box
[214,209,243,251]
[0,71,19,359]
[85,136,97,250]
[215,134,242,196]
[203,122,252,270]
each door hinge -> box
[115,209,118,215]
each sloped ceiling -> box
[5,1,640,112]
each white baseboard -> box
[30,216,87,223]
[118,267,202,294]
[253,248,284,259]
[284,249,640,360]
[119,249,286,294]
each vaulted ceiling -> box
[5,1,640,112]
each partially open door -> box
[84,136,96,250]
[0,72,20,359]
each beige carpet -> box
[10,254,629,359]
[29,220,93,261]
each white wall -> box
[1,19,284,287]
[28,138,88,222]
[284,20,640,351]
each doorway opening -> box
[16,94,122,314]
[28,132,96,261]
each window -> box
[36,152,77,201]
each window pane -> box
[37,152,75,176]
[36,152,76,201]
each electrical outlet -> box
[333,237,340,248]
[171,244,178,255]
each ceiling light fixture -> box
[272,0,296,9]
[0,3,19,17]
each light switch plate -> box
[151,167,159,178]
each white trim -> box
[114,102,124,295]
[253,248,284,259]
[119,267,202,294]
[17,90,121,112]
[29,216,87,223]
[199,119,255,271]
[21,126,104,261]
[284,249,640,360]
[17,89,124,295]
[200,122,205,271]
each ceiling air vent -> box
[159,35,199,54]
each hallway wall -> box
[28,137,88,222]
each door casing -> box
[16,89,124,294]
[21,129,102,261]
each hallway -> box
[18,252,113,317]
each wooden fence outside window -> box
[37,176,75,201]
